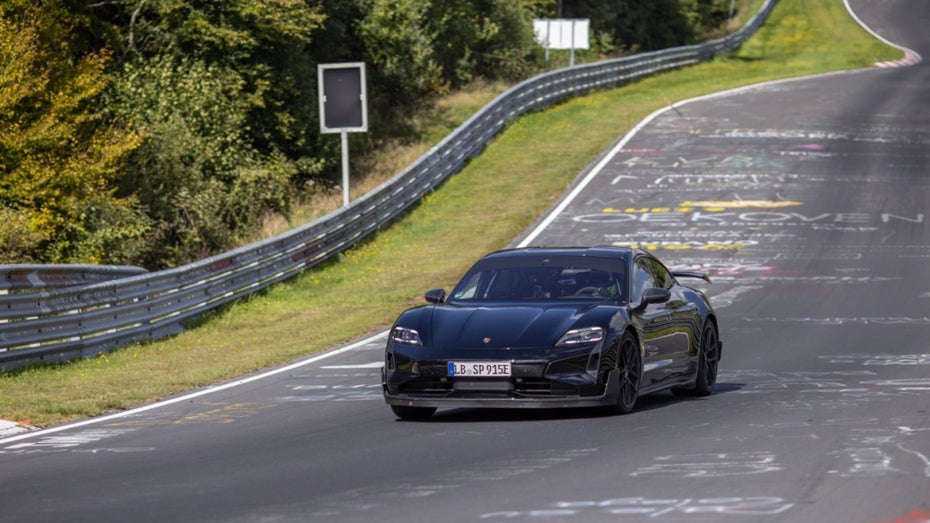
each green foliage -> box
[427,0,538,87]
[0,2,148,264]
[98,1,327,267]
[359,0,447,112]
[2,0,757,268]
[223,153,298,237]
[562,0,733,53]
[106,55,298,267]
[121,0,326,166]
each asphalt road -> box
[2,1,928,522]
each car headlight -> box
[390,326,422,346]
[555,326,604,347]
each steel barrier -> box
[0,265,148,292]
[0,0,776,371]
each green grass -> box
[0,0,901,428]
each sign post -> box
[318,63,368,207]
[728,0,736,32]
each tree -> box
[427,0,538,87]
[560,0,732,54]
[0,0,548,267]
[97,0,325,267]
[359,0,446,114]
[0,2,148,264]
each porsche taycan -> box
[382,246,720,420]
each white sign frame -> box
[533,19,590,50]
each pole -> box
[728,0,736,32]
[545,20,551,71]
[341,130,350,207]
[570,20,575,67]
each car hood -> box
[423,304,591,351]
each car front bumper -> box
[382,367,621,410]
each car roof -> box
[481,245,641,261]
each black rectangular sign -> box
[318,63,367,133]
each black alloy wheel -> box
[613,332,642,414]
[674,321,719,397]
[693,321,719,396]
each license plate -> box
[448,361,512,377]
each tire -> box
[674,321,719,397]
[611,332,642,414]
[390,405,437,420]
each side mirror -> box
[641,287,671,306]
[425,288,446,304]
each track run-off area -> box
[2,1,929,522]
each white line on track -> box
[321,362,384,369]
[0,332,387,445]
[843,0,922,66]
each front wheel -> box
[390,405,436,420]
[610,332,642,414]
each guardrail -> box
[0,0,776,371]
[0,265,148,292]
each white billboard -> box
[533,19,590,50]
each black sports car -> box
[382,246,720,420]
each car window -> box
[485,268,526,299]
[451,266,624,302]
[454,272,481,300]
[632,258,656,303]
[649,258,673,289]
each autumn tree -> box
[0,2,148,264]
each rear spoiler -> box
[672,271,712,284]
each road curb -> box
[0,420,31,438]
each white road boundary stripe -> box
[0,332,388,445]
[843,0,922,66]
[3,2,912,445]
[321,362,384,369]
[873,49,921,68]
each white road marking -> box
[843,0,922,67]
[0,332,388,445]
[320,362,383,369]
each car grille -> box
[392,357,602,398]
[396,377,579,397]
[397,360,581,398]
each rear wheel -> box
[674,321,719,397]
[390,405,437,420]
[693,322,719,396]
[612,332,642,414]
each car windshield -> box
[449,259,627,303]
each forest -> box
[0,0,735,269]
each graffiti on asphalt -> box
[480,496,794,519]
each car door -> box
[631,255,678,387]
[648,257,701,381]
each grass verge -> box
[0,0,900,428]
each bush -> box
[0,2,147,264]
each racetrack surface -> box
[2,1,928,522]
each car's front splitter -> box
[383,368,621,410]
